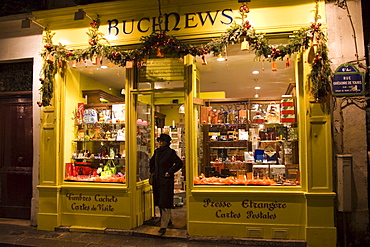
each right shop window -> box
[195,98,299,186]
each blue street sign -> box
[332,63,364,96]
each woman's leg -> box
[160,208,171,228]
[159,208,171,235]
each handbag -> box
[101,159,117,176]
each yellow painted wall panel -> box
[306,227,337,247]
[60,187,130,215]
[188,192,306,239]
[306,194,335,227]
[40,124,57,184]
[310,123,331,188]
[61,214,131,230]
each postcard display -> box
[65,103,127,183]
[196,98,299,186]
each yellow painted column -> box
[125,66,139,228]
[299,49,336,246]
[183,54,198,232]
[37,73,63,231]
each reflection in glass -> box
[136,100,151,182]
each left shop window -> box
[65,102,126,183]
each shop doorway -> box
[155,103,186,230]
[0,92,33,219]
[140,97,187,230]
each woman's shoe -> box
[158,228,166,235]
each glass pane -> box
[136,97,152,182]
[66,103,126,183]
[195,99,299,187]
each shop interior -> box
[66,41,298,228]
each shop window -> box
[65,90,126,183]
[194,43,299,187]
[195,99,299,186]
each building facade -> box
[0,0,368,246]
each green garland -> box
[38,10,332,106]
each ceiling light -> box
[282,94,293,97]
[254,93,259,98]
[252,70,259,74]
[255,86,260,90]
[100,65,108,69]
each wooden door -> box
[0,92,33,219]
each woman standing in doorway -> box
[149,133,183,236]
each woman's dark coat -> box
[149,145,183,209]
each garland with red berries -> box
[38,4,331,107]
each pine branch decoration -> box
[38,7,332,106]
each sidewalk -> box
[0,218,306,247]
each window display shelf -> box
[73,139,125,142]
[210,146,248,149]
[252,164,285,168]
[72,157,125,160]
[75,123,125,126]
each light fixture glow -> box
[252,70,260,74]
[254,86,261,90]
[216,54,225,61]
[254,93,259,98]
[282,94,293,97]
[59,40,70,46]
[106,35,117,41]
[100,65,108,69]
[178,104,185,114]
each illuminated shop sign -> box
[332,63,364,96]
[107,9,234,36]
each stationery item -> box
[112,104,125,123]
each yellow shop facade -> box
[33,0,336,246]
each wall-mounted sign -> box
[107,9,234,37]
[196,197,302,223]
[63,192,122,215]
[139,58,184,82]
[332,63,364,96]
